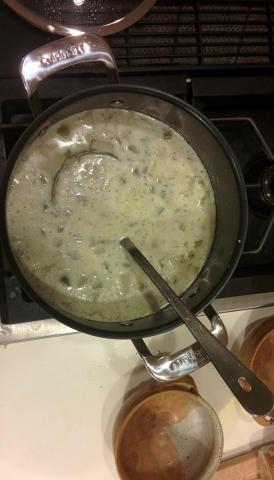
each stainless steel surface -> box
[3,0,156,37]
[214,292,274,312]
[133,304,228,380]
[20,34,119,115]
[121,236,274,417]
[1,292,274,345]
[0,318,77,344]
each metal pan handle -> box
[20,34,119,116]
[132,305,228,381]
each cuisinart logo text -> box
[40,43,86,66]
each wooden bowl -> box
[240,316,274,426]
[114,384,223,480]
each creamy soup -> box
[6,108,216,322]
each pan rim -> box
[0,84,248,339]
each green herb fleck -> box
[159,259,165,269]
[59,275,70,287]
[57,124,70,139]
[93,280,103,289]
[132,167,140,176]
[128,144,139,154]
[163,129,173,140]
[64,149,73,159]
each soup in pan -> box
[6,108,216,322]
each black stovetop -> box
[1,1,274,324]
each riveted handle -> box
[20,34,119,116]
[132,305,228,381]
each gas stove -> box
[1,1,274,343]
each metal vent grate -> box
[109,0,274,67]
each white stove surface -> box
[1,305,274,480]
